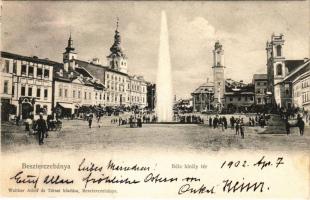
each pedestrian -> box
[223,116,227,129]
[285,118,290,135]
[213,117,218,129]
[297,116,305,136]
[235,119,240,135]
[97,115,102,128]
[36,113,47,145]
[88,113,93,128]
[230,116,235,129]
[209,117,212,127]
[240,118,245,139]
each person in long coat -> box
[36,114,47,145]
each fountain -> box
[156,11,173,122]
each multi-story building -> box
[146,83,156,110]
[1,51,58,120]
[53,36,105,117]
[127,75,147,108]
[266,33,306,108]
[75,20,147,109]
[277,59,310,112]
[224,79,255,112]
[252,74,268,105]
[191,81,214,112]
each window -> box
[12,85,15,96]
[238,97,241,101]
[257,82,261,86]
[78,91,81,98]
[13,61,17,74]
[84,92,87,100]
[64,89,68,98]
[89,92,91,100]
[276,45,282,57]
[21,86,26,96]
[35,105,41,115]
[258,98,262,103]
[44,69,49,78]
[264,89,267,94]
[107,74,109,79]
[37,68,43,78]
[4,60,10,73]
[59,88,62,97]
[276,64,283,76]
[3,81,9,94]
[44,89,48,99]
[28,87,32,96]
[257,89,261,94]
[21,64,27,75]
[230,97,233,102]
[99,93,102,100]
[37,88,41,98]
[73,90,76,98]
[28,66,34,76]
[43,105,48,115]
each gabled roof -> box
[192,82,214,94]
[285,60,305,73]
[280,59,310,83]
[75,59,128,77]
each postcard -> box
[0,0,309,199]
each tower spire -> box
[116,17,119,32]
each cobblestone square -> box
[2,114,309,153]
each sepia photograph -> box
[0,0,309,198]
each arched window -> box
[276,45,282,57]
[276,64,283,76]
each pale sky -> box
[2,1,309,99]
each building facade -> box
[266,33,306,108]
[1,52,57,120]
[191,82,214,112]
[75,21,148,109]
[252,74,268,105]
[278,59,310,112]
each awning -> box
[57,103,73,109]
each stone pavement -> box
[1,115,309,153]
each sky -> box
[1,1,309,99]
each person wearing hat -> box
[36,113,47,145]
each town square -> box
[1,1,309,152]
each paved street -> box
[1,115,310,153]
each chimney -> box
[91,58,100,65]
[64,62,69,72]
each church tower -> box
[212,41,225,109]
[107,18,128,74]
[63,33,77,63]
[266,33,285,106]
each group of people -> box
[207,115,246,139]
